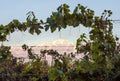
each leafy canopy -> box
[0,3,120,81]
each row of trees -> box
[0,3,120,81]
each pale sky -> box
[0,0,120,46]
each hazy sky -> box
[0,0,120,46]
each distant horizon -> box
[0,0,120,46]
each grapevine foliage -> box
[0,4,120,81]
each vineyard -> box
[0,3,120,81]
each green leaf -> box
[49,68,64,81]
[50,26,56,33]
[45,25,49,31]
[35,29,41,35]
[29,27,34,35]
[40,20,44,24]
